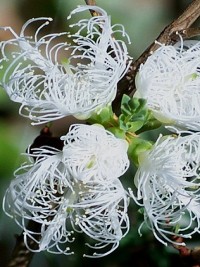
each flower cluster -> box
[132,38,200,247]
[2,2,200,261]
[0,6,130,124]
[0,5,132,258]
[3,124,130,257]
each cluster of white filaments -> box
[0,5,130,124]
[131,133,200,245]
[61,124,130,182]
[4,1,200,258]
[135,40,200,131]
[3,124,130,257]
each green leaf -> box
[121,95,146,115]
[135,111,162,134]
[119,115,144,132]
[119,95,149,132]
[88,105,118,127]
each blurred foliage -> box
[0,120,19,178]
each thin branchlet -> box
[113,0,200,110]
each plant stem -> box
[84,0,101,16]
[113,0,200,110]
[7,221,41,267]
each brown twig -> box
[84,0,101,17]
[7,234,34,267]
[7,221,41,267]
[172,236,191,258]
[172,236,200,267]
[113,0,200,111]
[84,0,96,5]
[6,127,64,267]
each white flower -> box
[0,6,130,125]
[3,124,130,257]
[131,133,200,245]
[135,40,200,131]
[61,124,130,182]
[3,147,70,223]
[24,178,129,258]
[4,158,129,257]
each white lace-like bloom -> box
[135,40,200,131]
[3,124,130,257]
[3,147,71,222]
[0,6,130,124]
[4,157,129,257]
[131,132,200,246]
[61,124,130,182]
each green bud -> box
[119,95,149,133]
[128,136,153,166]
[107,127,126,139]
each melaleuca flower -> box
[130,132,200,246]
[3,124,130,257]
[3,147,71,223]
[21,178,129,257]
[135,40,200,131]
[61,124,130,182]
[0,5,130,125]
